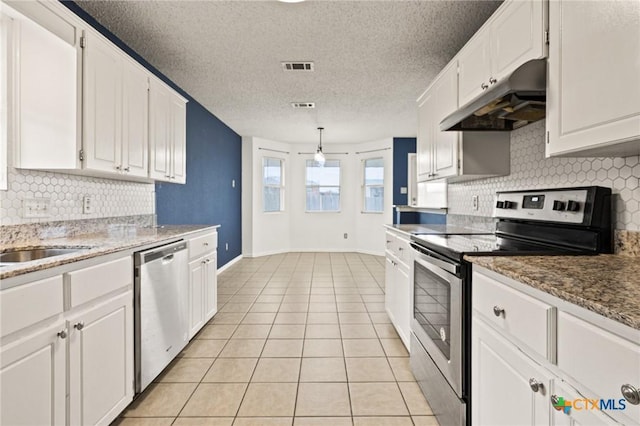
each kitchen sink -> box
[0,247,88,263]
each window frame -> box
[262,156,285,213]
[305,159,341,213]
[362,157,384,214]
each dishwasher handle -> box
[137,240,187,265]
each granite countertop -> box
[0,225,219,280]
[466,254,640,330]
[385,224,494,236]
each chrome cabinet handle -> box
[489,77,497,84]
[203,242,209,246]
[529,378,542,393]
[550,394,560,406]
[165,174,171,178]
[481,82,489,90]
[124,167,130,172]
[74,322,85,331]
[493,306,505,317]
[621,384,640,405]
[115,165,121,170]
[57,329,68,339]
[205,258,211,263]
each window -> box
[363,157,384,213]
[305,159,340,212]
[263,157,284,212]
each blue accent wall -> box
[63,2,242,266]
[155,103,242,266]
[392,138,416,206]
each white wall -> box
[242,137,393,257]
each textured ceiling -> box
[75,0,502,144]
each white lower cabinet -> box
[0,254,133,426]
[384,230,412,350]
[67,292,133,426]
[187,230,218,339]
[472,267,638,426]
[473,316,551,426]
[0,320,67,426]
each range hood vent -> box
[440,59,547,132]
[282,61,314,72]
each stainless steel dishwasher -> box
[134,240,189,394]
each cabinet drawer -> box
[473,271,554,360]
[189,232,217,260]
[67,256,132,308]
[1,275,64,337]
[557,312,640,423]
[395,237,411,268]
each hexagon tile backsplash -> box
[448,120,640,231]
[0,168,155,225]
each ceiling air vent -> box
[291,102,315,109]
[282,61,314,72]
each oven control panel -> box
[494,188,589,223]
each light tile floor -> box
[115,252,440,426]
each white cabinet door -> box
[149,77,172,181]
[1,321,67,426]
[67,292,133,426]
[121,60,149,178]
[490,0,546,84]
[83,32,121,174]
[472,317,551,426]
[170,94,187,184]
[546,0,640,157]
[149,77,187,183]
[395,263,411,350]
[188,257,206,339]
[384,255,396,322]
[458,31,491,108]
[204,252,218,322]
[416,91,434,182]
[5,3,78,170]
[432,61,459,180]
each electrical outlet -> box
[472,195,479,211]
[343,233,348,239]
[225,243,229,251]
[22,198,51,218]
[83,195,93,214]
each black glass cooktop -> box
[411,233,587,262]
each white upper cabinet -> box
[417,60,459,182]
[416,59,510,185]
[149,76,187,184]
[546,0,640,157]
[83,31,149,178]
[458,0,547,108]
[4,0,186,183]
[3,2,79,170]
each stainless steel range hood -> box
[440,59,546,132]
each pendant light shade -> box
[314,127,326,166]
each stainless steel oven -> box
[408,187,613,426]
[410,242,467,426]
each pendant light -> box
[314,127,326,166]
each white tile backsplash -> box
[0,168,155,225]
[448,120,640,231]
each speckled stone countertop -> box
[385,224,494,236]
[466,255,640,330]
[0,225,219,280]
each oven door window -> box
[414,260,451,359]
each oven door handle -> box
[410,242,460,276]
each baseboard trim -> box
[217,254,243,273]
[244,249,385,258]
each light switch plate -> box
[22,198,51,218]
[400,187,408,194]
